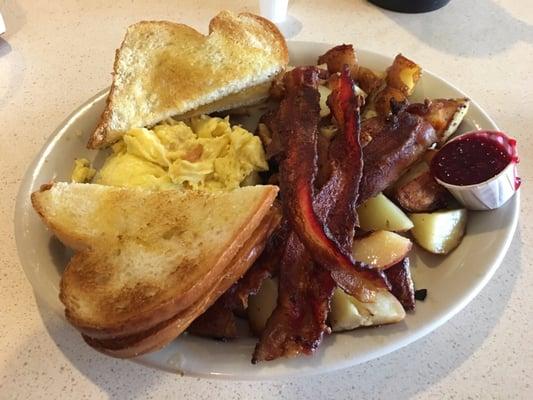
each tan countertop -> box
[1,0,532,398]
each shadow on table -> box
[0,37,25,111]
[0,0,26,38]
[278,227,523,398]
[0,38,11,57]
[375,0,533,57]
[32,304,170,396]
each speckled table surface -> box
[1,0,532,398]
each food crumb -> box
[415,289,428,301]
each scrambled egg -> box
[72,115,268,191]
[71,159,96,183]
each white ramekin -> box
[433,131,520,211]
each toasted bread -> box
[88,11,289,149]
[83,209,280,357]
[31,183,278,339]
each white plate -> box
[15,41,519,379]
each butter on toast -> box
[31,183,278,340]
[88,11,288,149]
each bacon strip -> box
[358,111,438,205]
[187,299,237,339]
[253,68,387,362]
[252,234,335,362]
[186,208,283,340]
[325,67,363,246]
[278,67,388,302]
[224,220,289,311]
[383,258,416,311]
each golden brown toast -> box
[88,11,288,149]
[83,209,280,357]
[31,183,278,339]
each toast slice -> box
[83,209,280,357]
[31,183,278,339]
[88,11,289,149]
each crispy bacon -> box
[278,67,388,302]
[224,220,290,311]
[253,175,371,362]
[358,111,438,205]
[253,68,388,363]
[187,299,238,339]
[260,110,284,162]
[325,67,363,245]
[384,258,416,311]
[187,208,283,339]
[252,234,335,362]
[360,116,387,147]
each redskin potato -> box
[373,86,407,115]
[318,44,359,77]
[357,66,383,95]
[386,54,422,96]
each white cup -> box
[433,131,520,210]
[259,0,289,23]
[0,12,6,35]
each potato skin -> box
[407,98,470,145]
[357,66,383,95]
[364,54,421,117]
[386,54,422,96]
[373,86,407,115]
[393,171,452,213]
[383,258,415,311]
[329,288,406,332]
[318,44,359,77]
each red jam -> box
[431,133,514,186]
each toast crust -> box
[83,209,280,357]
[31,183,279,338]
[88,12,288,149]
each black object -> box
[369,0,451,13]
[415,289,428,301]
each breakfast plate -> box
[15,41,519,379]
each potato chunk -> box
[407,98,470,145]
[392,161,429,190]
[318,84,332,117]
[373,86,407,115]
[352,230,412,269]
[329,288,405,332]
[247,277,278,336]
[317,44,358,77]
[357,66,384,96]
[386,54,422,96]
[357,193,414,232]
[393,171,452,212]
[409,209,467,254]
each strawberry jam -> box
[431,132,514,186]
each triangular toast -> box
[88,11,288,149]
[83,209,279,357]
[31,183,278,339]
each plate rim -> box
[14,40,520,380]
